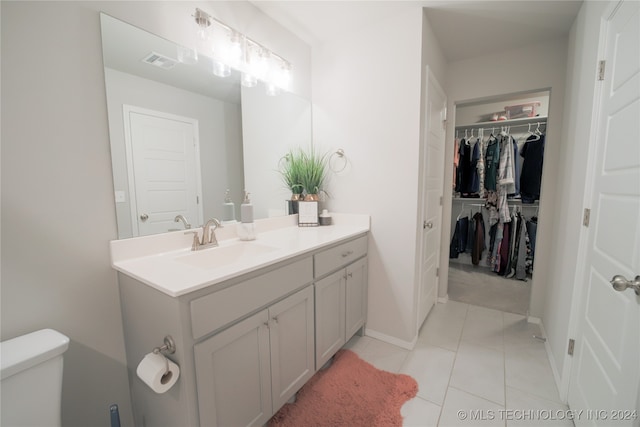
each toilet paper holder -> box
[152,335,176,374]
[153,335,176,355]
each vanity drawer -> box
[191,257,313,339]
[314,235,368,278]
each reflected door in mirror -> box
[125,106,204,236]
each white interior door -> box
[418,68,447,328]
[124,106,203,236]
[568,2,640,425]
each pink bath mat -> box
[269,349,418,426]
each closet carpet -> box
[448,257,531,315]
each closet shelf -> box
[452,197,539,207]
[455,116,547,131]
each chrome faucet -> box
[185,218,222,251]
[174,215,191,230]
[201,218,222,247]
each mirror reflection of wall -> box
[242,85,312,219]
[100,13,312,239]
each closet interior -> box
[448,90,549,315]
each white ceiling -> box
[250,0,583,62]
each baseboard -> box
[537,320,565,403]
[364,328,417,350]
[527,315,541,324]
[437,294,449,304]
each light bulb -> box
[228,31,243,63]
[241,73,257,87]
[265,82,281,96]
[213,61,231,78]
[177,45,198,64]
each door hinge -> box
[568,338,575,356]
[436,267,439,277]
[583,208,591,227]
[439,196,443,206]
[598,60,606,81]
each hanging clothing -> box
[520,134,545,203]
[525,216,538,274]
[476,138,486,198]
[485,190,499,226]
[486,222,498,267]
[470,139,481,194]
[511,138,521,197]
[449,216,469,258]
[506,211,521,278]
[497,135,515,223]
[497,135,516,193]
[498,221,512,275]
[515,213,529,280]
[453,138,460,190]
[471,212,486,266]
[492,222,504,273]
[456,138,480,196]
[484,136,500,192]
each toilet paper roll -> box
[136,352,180,394]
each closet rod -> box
[455,120,547,132]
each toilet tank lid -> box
[1,329,70,380]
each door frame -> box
[122,105,204,236]
[561,0,628,401]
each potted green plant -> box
[299,149,329,201]
[279,148,305,214]
[280,148,305,198]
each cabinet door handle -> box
[263,321,270,329]
[341,250,354,258]
[272,316,279,324]
[348,272,353,278]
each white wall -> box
[542,0,610,398]
[312,5,426,346]
[0,2,310,426]
[439,38,568,319]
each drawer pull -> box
[341,250,354,258]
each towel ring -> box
[278,153,291,170]
[329,149,347,173]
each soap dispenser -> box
[222,189,236,222]
[239,190,256,241]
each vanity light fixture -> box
[194,8,212,44]
[190,8,292,94]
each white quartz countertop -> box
[110,213,370,297]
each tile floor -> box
[344,301,573,427]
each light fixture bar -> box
[192,8,292,92]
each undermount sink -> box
[175,242,280,270]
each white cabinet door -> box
[194,310,272,427]
[269,286,315,412]
[345,257,368,339]
[314,270,346,369]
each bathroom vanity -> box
[110,214,369,427]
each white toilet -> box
[1,329,70,427]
